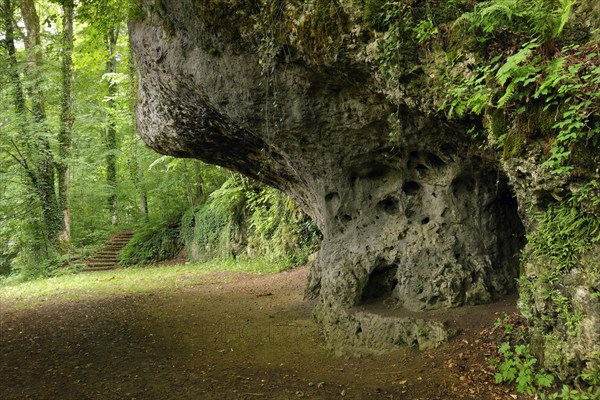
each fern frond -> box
[555,0,575,38]
[497,82,517,107]
[534,57,566,98]
[496,41,539,86]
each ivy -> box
[179,175,320,266]
[375,0,467,84]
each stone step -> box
[111,239,133,243]
[76,230,134,273]
[89,258,119,263]
[85,261,119,267]
[103,248,126,252]
[82,266,119,272]
[94,252,120,257]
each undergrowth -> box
[490,314,600,398]
[527,200,600,272]
[120,217,183,266]
[444,0,599,174]
[490,313,554,394]
[181,175,319,267]
[374,0,467,84]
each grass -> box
[0,257,295,310]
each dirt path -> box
[1,267,520,399]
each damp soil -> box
[1,266,526,399]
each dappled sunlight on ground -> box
[1,264,523,399]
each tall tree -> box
[77,0,130,226]
[19,0,64,249]
[106,25,119,225]
[2,0,25,115]
[127,50,149,219]
[57,0,75,244]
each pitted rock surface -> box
[130,0,525,351]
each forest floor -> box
[1,264,530,399]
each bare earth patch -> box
[1,266,523,399]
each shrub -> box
[120,218,183,266]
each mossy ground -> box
[0,258,293,310]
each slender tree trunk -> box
[20,0,45,121]
[57,1,74,245]
[127,46,149,219]
[106,26,119,225]
[3,0,25,115]
[139,187,149,217]
[19,0,64,249]
[2,0,34,186]
[185,161,206,207]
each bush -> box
[181,175,320,266]
[120,218,183,266]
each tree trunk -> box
[3,0,25,115]
[106,25,119,225]
[19,0,64,250]
[19,0,45,121]
[127,46,149,219]
[186,161,206,207]
[57,1,74,245]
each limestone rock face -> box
[503,142,600,380]
[130,0,524,351]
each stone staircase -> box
[80,231,135,272]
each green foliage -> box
[519,193,599,342]
[456,0,575,42]
[0,252,84,284]
[538,46,600,173]
[528,201,600,271]
[246,184,319,262]
[181,175,319,268]
[120,218,183,266]
[1,0,232,278]
[495,341,554,394]
[413,18,439,44]
[491,314,555,394]
[445,1,599,173]
[375,0,466,84]
[362,0,387,30]
[540,385,600,400]
[180,175,247,261]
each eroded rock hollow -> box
[129,0,526,351]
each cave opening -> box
[488,180,527,294]
[361,263,399,303]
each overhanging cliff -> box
[130,0,599,381]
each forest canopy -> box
[0,0,317,280]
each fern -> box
[535,57,566,98]
[477,0,518,33]
[496,41,539,86]
[497,82,517,107]
[456,0,575,42]
[554,0,575,38]
[445,0,599,174]
[528,202,600,270]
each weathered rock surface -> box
[130,0,597,379]
[130,0,523,351]
[503,140,600,380]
